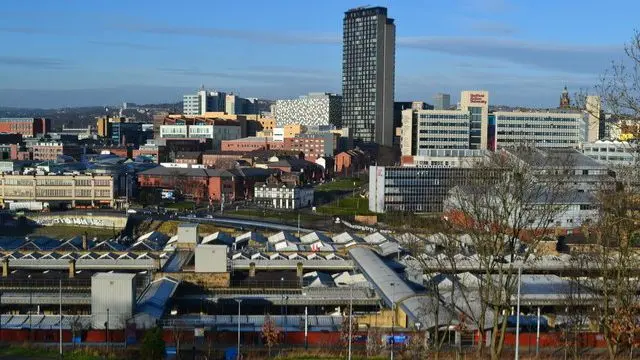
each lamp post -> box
[348,284,354,360]
[284,296,289,345]
[106,308,110,356]
[0,291,3,343]
[390,282,395,360]
[59,279,63,359]
[234,299,242,360]
[515,265,522,360]
[28,274,32,341]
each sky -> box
[0,0,638,108]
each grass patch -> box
[164,201,197,210]
[315,178,362,192]
[227,209,321,223]
[379,212,447,231]
[0,345,113,360]
[317,196,372,216]
[4,224,118,240]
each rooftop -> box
[505,147,606,169]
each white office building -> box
[494,111,585,148]
[183,88,226,115]
[159,124,241,150]
[582,140,638,166]
[401,109,471,157]
[273,93,342,127]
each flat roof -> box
[92,272,136,280]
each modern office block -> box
[342,6,395,146]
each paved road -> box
[177,216,315,233]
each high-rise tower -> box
[342,6,395,147]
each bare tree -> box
[438,149,572,360]
[339,312,359,356]
[365,326,385,358]
[398,233,458,359]
[171,319,186,359]
[570,187,640,360]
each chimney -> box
[68,259,76,278]
[296,262,304,278]
[82,233,88,251]
[2,259,8,278]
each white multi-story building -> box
[494,111,585,148]
[403,149,488,167]
[582,140,637,166]
[401,109,471,156]
[273,93,342,127]
[159,124,241,150]
[183,88,226,115]
[254,183,314,209]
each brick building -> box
[335,148,368,175]
[221,134,334,161]
[132,144,167,163]
[0,118,50,137]
[32,142,84,161]
[175,151,203,165]
[202,151,244,168]
[137,166,276,202]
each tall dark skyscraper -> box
[342,6,396,147]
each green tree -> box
[141,327,165,360]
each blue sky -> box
[0,0,636,108]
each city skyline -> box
[0,0,636,108]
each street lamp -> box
[106,308,110,356]
[234,299,242,360]
[515,265,522,360]
[348,284,353,360]
[28,274,32,340]
[390,282,395,360]
[284,296,289,345]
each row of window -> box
[496,116,581,122]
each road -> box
[19,208,332,234]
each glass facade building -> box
[369,165,482,213]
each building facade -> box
[582,140,637,166]
[494,111,585,148]
[183,88,226,116]
[32,142,84,161]
[111,122,146,146]
[0,118,50,137]
[459,91,489,150]
[585,95,603,143]
[254,183,314,209]
[401,109,471,158]
[159,124,241,150]
[433,93,451,110]
[369,165,478,213]
[0,173,115,208]
[273,93,342,127]
[342,6,395,146]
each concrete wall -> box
[91,273,136,330]
[195,244,227,272]
[30,214,128,229]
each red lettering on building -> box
[469,94,487,104]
